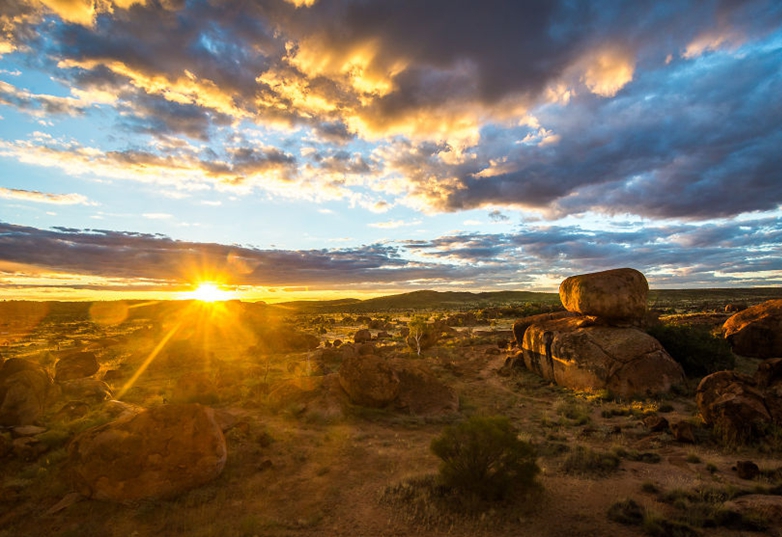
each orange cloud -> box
[580,47,635,98]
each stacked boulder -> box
[515,268,685,399]
[695,300,782,441]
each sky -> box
[0,0,781,302]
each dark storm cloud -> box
[0,221,457,287]
[2,0,781,221]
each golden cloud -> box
[580,47,635,98]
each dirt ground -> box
[2,310,782,537]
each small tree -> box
[430,415,539,501]
[407,315,431,356]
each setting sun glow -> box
[187,283,235,302]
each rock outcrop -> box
[68,403,227,503]
[559,268,648,322]
[522,317,685,398]
[723,299,782,358]
[0,359,53,426]
[513,269,684,398]
[338,354,400,408]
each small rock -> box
[670,421,696,444]
[12,425,47,437]
[736,460,760,480]
[55,351,99,381]
[643,415,669,432]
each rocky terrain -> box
[2,279,782,536]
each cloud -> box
[368,218,421,229]
[0,0,780,222]
[0,187,94,205]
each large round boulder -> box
[338,354,400,408]
[723,299,782,358]
[55,351,99,381]
[0,359,53,426]
[559,268,649,322]
[522,317,684,398]
[67,403,227,503]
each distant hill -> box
[270,289,561,314]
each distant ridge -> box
[270,289,560,313]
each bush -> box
[647,323,734,378]
[430,415,539,501]
[607,498,645,526]
[562,445,621,477]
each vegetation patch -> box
[646,323,735,378]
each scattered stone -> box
[670,421,696,444]
[559,268,649,322]
[357,343,376,356]
[68,403,227,503]
[0,359,53,426]
[12,425,46,437]
[723,299,782,358]
[12,436,47,461]
[735,460,760,480]
[102,369,124,382]
[522,317,685,399]
[353,329,372,344]
[643,415,669,432]
[754,358,782,389]
[54,351,99,381]
[724,303,746,313]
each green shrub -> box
[430,415,539,501]
[562,445,621,477]
[647,323,734,378]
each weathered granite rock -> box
[512,311,575,346]
[696,371,771,442]
[67,403,227,503]
[723,299,782,358]
[522,317,685,398]
[559,268,649,322]
[389,359,459,415]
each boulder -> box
[57,379,113,403]
[67,403,227,503]
[338,354,400,408]
[353,329,372,344]
[512,311,575,345]
[754,358,782,389]
[521,317,684,399]
[388,359,459,415]
[55,351,99,381]
[695,371,771,442]
[0,359,53,426]
[723,299,782,358]
[670,421,696,444]
[559,268,649,322]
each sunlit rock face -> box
[559,268,648,322]
[54,351,99,381]
[67,404,227,503]
[522,317,685,399]
[0,359,53,426]
[723,299,782,358]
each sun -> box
[187,282,235,302]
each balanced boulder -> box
[559,268,648,322]
[723,299,782,358]
[68,403,227,503]
[522,317,684,398]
